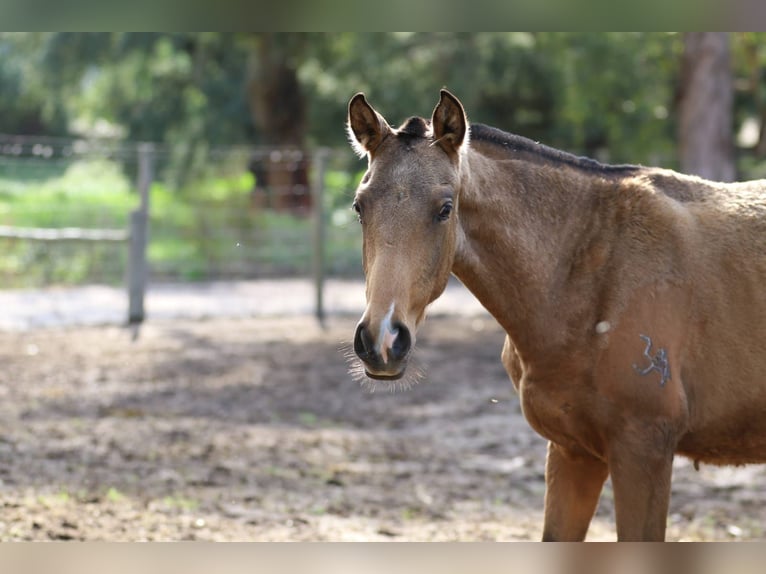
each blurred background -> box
[0,32,763,301]
[3,32,766,543]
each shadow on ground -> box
[0,316,763,540]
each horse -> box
[347,89,766,541]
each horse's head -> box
[347,90,468,384]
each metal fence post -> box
[127,143,154,324]
[312,149,329,325]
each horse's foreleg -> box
[608,427,675,541]
[541,441,608,541]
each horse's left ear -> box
[431,89,467,159]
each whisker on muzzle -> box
[338,341,426,394]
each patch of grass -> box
[0,159,135,286]
[0,159,135,228]
[0,159,362,286]
[161,495,199,511]
[106,487,125,503]
[298,412,319,427]
[309,505,327,516]
[37,490,71,508]
[401,507,423,521]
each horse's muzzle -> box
[353,320,411,379]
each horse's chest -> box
[517,374,605,457]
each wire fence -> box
[0,134,364,320]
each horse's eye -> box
[437,202,453,222]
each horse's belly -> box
[677,436,766,466]
[676,410,766,465]
[676,337,766,465]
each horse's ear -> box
[347,93,391,157]
[431,89,467,159]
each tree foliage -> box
[2,32,765,173]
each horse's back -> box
[654,171,766,464]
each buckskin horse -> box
[347,89,766,541]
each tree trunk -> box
[246,33,311,214]
[678,32,735,182]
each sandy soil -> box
[0,314,763,541]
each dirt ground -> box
[0,314,764,541]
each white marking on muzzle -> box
[377,302,399,364]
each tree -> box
[2,33,738,180]
[677,32,735,182]
[0,33,69,136]
[245,33,311,213]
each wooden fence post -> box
[127,143,154,324]
[312,149,329,325]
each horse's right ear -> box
[347,93,391,157]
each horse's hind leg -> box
[608,426,675,541]
[542,442,608,541]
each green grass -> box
[0,157,362,287]
[0,159,134,286]
[0,159,135,228]
[106,487,126,503]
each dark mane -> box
[392,118,641,176]
[469,123,642,175]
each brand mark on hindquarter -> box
[632,334,671,387]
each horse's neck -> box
[452,151,603,356]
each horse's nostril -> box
[391,322,411,362]
[355,320,411,366]
[353,322,373,359]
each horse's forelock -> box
[397,117,429,139]
[398,115,471,158]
